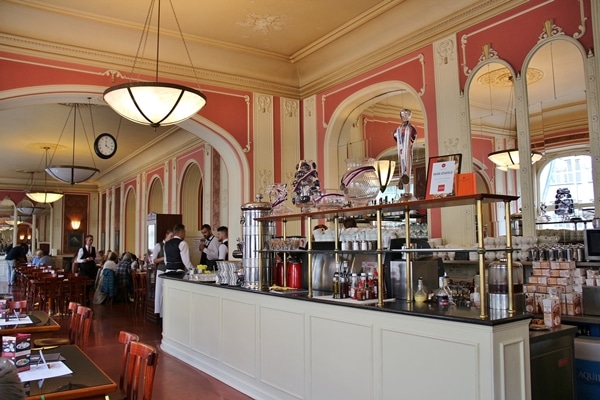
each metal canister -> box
[241,195,275,290]
[565,247,574,261]
[576,247,586,262]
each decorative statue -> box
[393,109,418,195]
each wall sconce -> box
[71,220,81,230]
[27,234,31,240]
[19,234,25,241]
[374,160,396,193]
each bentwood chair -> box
[124,341,159,400]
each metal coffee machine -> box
[240,195,275,290]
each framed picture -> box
[67,232,84,250]
[425,153,462,199]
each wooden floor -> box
[2,282,253,400]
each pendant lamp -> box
[103,0,207,128]
[46,104,100,185]
[25,148,63,203]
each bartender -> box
[164,224,194,273]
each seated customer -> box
[31,249,43,266]
[95,251,118,304]
[37,250,54,267]
[116,252,134,301]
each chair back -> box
[74,305,93,352]
[125,341,159,400]
[8,300,27,313]
[66,301,81,344]
[118,331,140,390]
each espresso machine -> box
[240,195,275,290]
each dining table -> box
[20,344,117,399]
[0,310,61,336]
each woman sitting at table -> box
[116,252,134,302]
[94,251,118,304]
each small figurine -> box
[393,109,418,192]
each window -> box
[538,154,593,220]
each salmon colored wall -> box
[0,53,253,173]
[315,46,439,173]
[457,0,594,89]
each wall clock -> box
[93,133,117,159]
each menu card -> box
[17,361,73,382]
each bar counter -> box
[161,276,533,400]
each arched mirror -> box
[336,90,426,200]
[467,61,518,237]
[525,38,590,239]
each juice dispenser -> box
[487,258,524,311]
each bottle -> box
[341,261,350,298]
[372,270,379,299]
[339,270,348,299]
[435,276,449,307]
[349,273,358,299]
[357,273,367,300]
[443,274,454,305]
[414,277,427,303]
[332,272,340,299]
[366,272,374,299]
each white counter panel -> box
[310,316,373,399]
[191,291,220,359]
[260,307,305,397]
[222,298,256,376]
[161,279,531,400]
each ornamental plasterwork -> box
[538,19,564,42]
[237,14,286,35]
[304,98,315,117]
[284,99,298,117]
[256,95,272,113]
[436,39,455,65]
[443,137,460,153]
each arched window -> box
[538,154,593,220]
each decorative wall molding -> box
[321,54,425,128]
[436,39,455,65]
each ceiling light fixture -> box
[488,149,543,171]
[16,199,50,216]
[103,0,207,128]
[46,104,100,184]
[25,148,64,203]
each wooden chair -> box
[124,341,159,400]
[8,300,27,314]
[119,331,140,392]
[132,272,147,311]
[74,305,93,352]
[33,301,80,348]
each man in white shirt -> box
[216,226,229,261]
[153,229,173,315]
[199,224,220,270]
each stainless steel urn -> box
[240,195,275,290]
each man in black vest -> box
[76,234,97,281]
[164,224,193,273]
[199,224,220,270]
[216,226,229,261]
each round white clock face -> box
[94,133,117,159]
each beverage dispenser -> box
[240,195,275,290]
[487,258,524,311]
